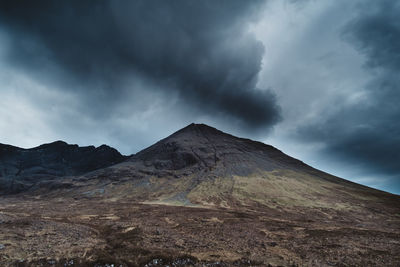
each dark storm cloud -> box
[296,0,400,186]
[344,1,400,71]
[0,0,280,129]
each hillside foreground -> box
[0,192,399,266]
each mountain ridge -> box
[0,140,128,194]
[0,123,396,201]
[38,123,393,212]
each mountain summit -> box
[134,123,304,173]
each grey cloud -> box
[295,0,400,191]
[0,0,280,130]
[342,1,400,71]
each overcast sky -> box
[0,0,399,194]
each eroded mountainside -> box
[0,124,399,266]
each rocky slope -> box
[63,123,398,212]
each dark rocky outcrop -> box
[0,141,127,194]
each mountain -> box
[0,141,127,194]
[62,123,397,211]
[0,123,399,266]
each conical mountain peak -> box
[132,123,302,174]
